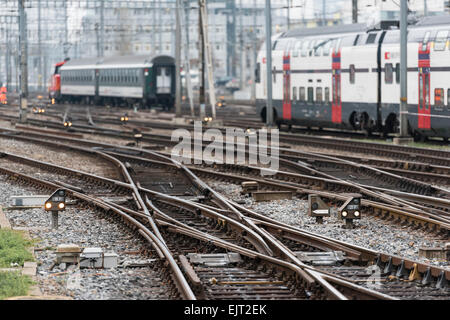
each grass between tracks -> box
[0,229,35,299]
[0,229,34,268]
[0,271,33,300]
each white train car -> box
[256,16,450,140]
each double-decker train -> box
[255,16,450,140]
[49,55,176,109]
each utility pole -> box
[100,0,104,57]
[322,0,326,26]
[352,0,358,23]
[198,0,205,119]
[287,0,290,30]
[175,0,182,117]
[182,0,195,117]
[264,0,273,127]
[152,0,156,55]
[63,1,69,59]
[18,0,28,123]
[159,0,163,53]
[424,0,428,16]
[199,0,216,119]
[5,28,11,92]
[399,0,409,138]
[38,0,42,91]
[239,0,244,90]
[251,0,257,101]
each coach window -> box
[293,41,302,57]
[314,40,323,56]
[255,63,261,83]
[323,40,331,56]
[447,89,450,109]
[292,87,297,101]
[301,41,309,57]
[299,87,306,102]
[316,88,323,103]
[366,33,377,44]
[385,63,393,84]
[395,63,400,84]
[308,40,316,57]
[434,31,448,51]
[273,66,277,83]
[307,87,314,104]
[435,88,444,108]
[422,31,430,51]
[325,87,330,104]
[349,64,356,84]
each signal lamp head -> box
[342,211,348,217]
[45,202,52,210]
[58,203,65,209]
[354,211,360,217]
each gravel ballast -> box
[207,180,449,268]
[0,175,173,300]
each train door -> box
[418,36,431,130]
[331,48,342,123]
[282,51,292,120]
[156,66,172,94]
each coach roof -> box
[60,55,174,71]
[282,23,368,39]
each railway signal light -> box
[338,193,362,229]
[51,98,55,105]
[64,121,72,127]
[308,194,331,224]
[44,189,66,230]
[120,114,129,123]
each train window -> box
[422,31,430,51]
[448,89,450,108]
[314,40,323,56]
[353,35,360,46]
[434,30,448,51]
[293,41,302,57]
[435,88,444,107]
[273,66,277,83]
[323,40,331,56]
[334,38,341,52]
[419,74,424,106]
[395,63,400,84]
[349,65,356,84]
[366,33,377,44]
[325,87,330,104]
[307,87,314,103]
[166,68,170,76]
[308,40,316,56]
[299,87,306,102]
[255,63,261,83]
[292,87,297,101]
[425,74,430,109]
[316,88,323,103]
[301,41,309,57]
[385,63,393,84]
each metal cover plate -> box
[295,251,345,266]
[187,253,242,267]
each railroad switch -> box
[44,189,66,230]
[308,194,331,224]
[338,193,362,229]
[241,181,258,195]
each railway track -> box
[1,126,449,234]
[0,130,448,299]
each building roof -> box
[282,23,368,39]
